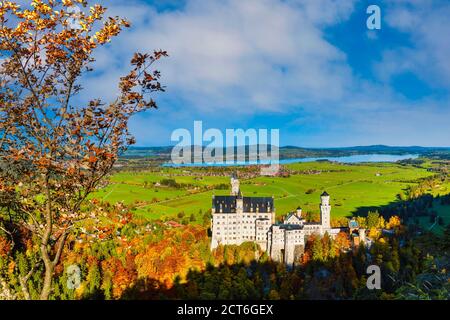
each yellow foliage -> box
[8,261,16,274]
[356,216,367,228]
[377,216,386,229]
[62,0,74,6]
[368,227,380,239]
[75,282,86,299]
[387,216,401,229]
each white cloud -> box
[378,0,450,89]
[83,0,357,114]
[10,0,444,146]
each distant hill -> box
[121,145,450,160]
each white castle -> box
[210,175,342,265]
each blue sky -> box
[77,0,450,147]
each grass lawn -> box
[90,161,450,224]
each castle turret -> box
[296,206,302,218]
[320,191,330,205]
[236,190,243,213]
[320,191,331,229]
[231,173,240,196]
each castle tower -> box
[231,173,240,196]
[320,191,331,229]
[296,206,302,218]
[236,190,243,213]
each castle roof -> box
[321,191,329,197]
[243,197,273,212]
[274,223,303,230]
[213,196,236,213]
[285,212,302,222]
[212,195,274,213]
[304,221,322,225]
[285,212,296,219]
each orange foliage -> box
[334,232,351,251]
[134,226,206,286]
[101,254,137,299]
[0,237,12,257]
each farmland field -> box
[91,160,450,224]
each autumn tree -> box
[367,211,380,229]
[0,0,166,299]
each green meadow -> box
[92,161,450,223]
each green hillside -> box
[92,161,450,223]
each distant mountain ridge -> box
[121,145,450,160]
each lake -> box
[163,154,419,167]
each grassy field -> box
[91,161,450,224]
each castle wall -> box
[211,211,273,250]
[255,218,271,251]
[303,224,322,237]
[284,230,300,266]
[268,226,285,262]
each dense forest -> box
[1,198,448,300]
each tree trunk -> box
[40,263,54,300]
[40,176,54,300]
[39,230,68,300]
[39,236,54,300]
